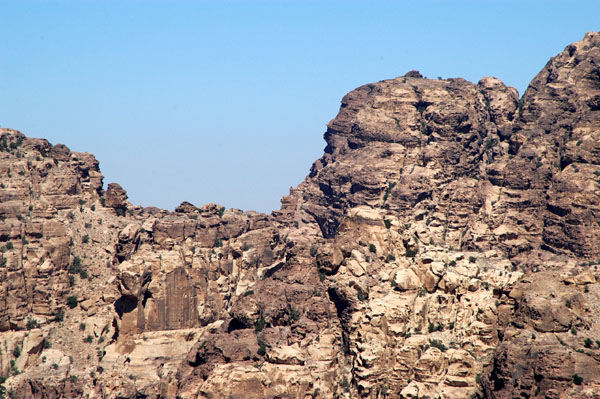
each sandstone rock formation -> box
[1,32,600,399]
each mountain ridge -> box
[1,31,600,399]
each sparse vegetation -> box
[54,308,65,322]
[257,338,267,356]
[428,322,443,333]
[382,182,396,203]
[26,317,40,330]
[405,248,418,258]
[69,256,88,279]
[67,296,78,309]
[339,377,350,392]
[369,243,376,253]
[428,339,447,352]
[289,306,300,321]
[254,316,266,332]
[357,290,368,301]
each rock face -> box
[1,32,600,399]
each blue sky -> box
[1,1,599,213]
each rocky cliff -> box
[1,32,600,399]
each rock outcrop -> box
[1,32,600,399]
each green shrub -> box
[357,290,368,301]
[289,306,300,321]
[257,338,267,356]
[42,338,51,349]
[369,244,376,253]
[82,234,89,244]
[69,257,87,278]
[26,317,40,330]
[79,323,86,331]
[67,296,78,309]
[384,219,392,229]
[69,256,82,273]
[385,254,396,262]
[468,256,476,263]
[584,338,593,348]
[83,335,93,343]
[254,316,266,332]
[12,345,21,358]
[54,308,65,322]
[573,374,583,385]
[382,182,396,203]
[405,248,418,258]
[428,339,447,352]
[340,377,350,391]
[6,242,13,250]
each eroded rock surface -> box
[1,32,600,399]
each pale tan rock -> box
[393,268,421,291]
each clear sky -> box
[1,1,599,213]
